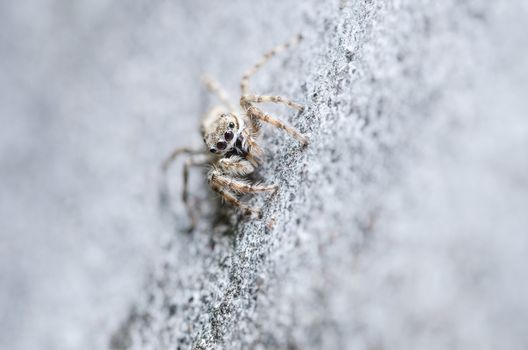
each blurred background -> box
[1,1,528,349]
[0,1,313,348]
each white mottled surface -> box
[1,1,528,349]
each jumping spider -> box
[162,34,308,229]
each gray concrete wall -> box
[1,1,528,349]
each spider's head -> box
[201,112,240,155]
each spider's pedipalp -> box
[217,156,255,177]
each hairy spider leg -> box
[182,155,209,230]
[246,106,308,147]
[162,147,204,172]
[210,182,262,218]
[202,75,236,113]
[241,94,304,112]
[240,33,302,95]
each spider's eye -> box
[216,141,227,150]
[228,122,235,128]
[209,148,216,153]
[224,131,234,141]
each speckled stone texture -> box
[2,1,528,350]
[110,1,528,349]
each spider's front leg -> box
[216,156,277,194]
[240,33,302,96]
[240,94,304,112]
[210,180,262,218]
[208,158,277,218]
[246,105,308,147]
[237,33,307,148]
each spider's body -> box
[162,35,307,229]
[202,109,256,163]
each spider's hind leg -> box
[182,155,209,230]
[160,146,208,231]
[161,147,203,172]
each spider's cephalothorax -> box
[201,110,251,159]
[162,34,307,230]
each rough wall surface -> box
[2,1,528,350]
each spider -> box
[162,34,308,229]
